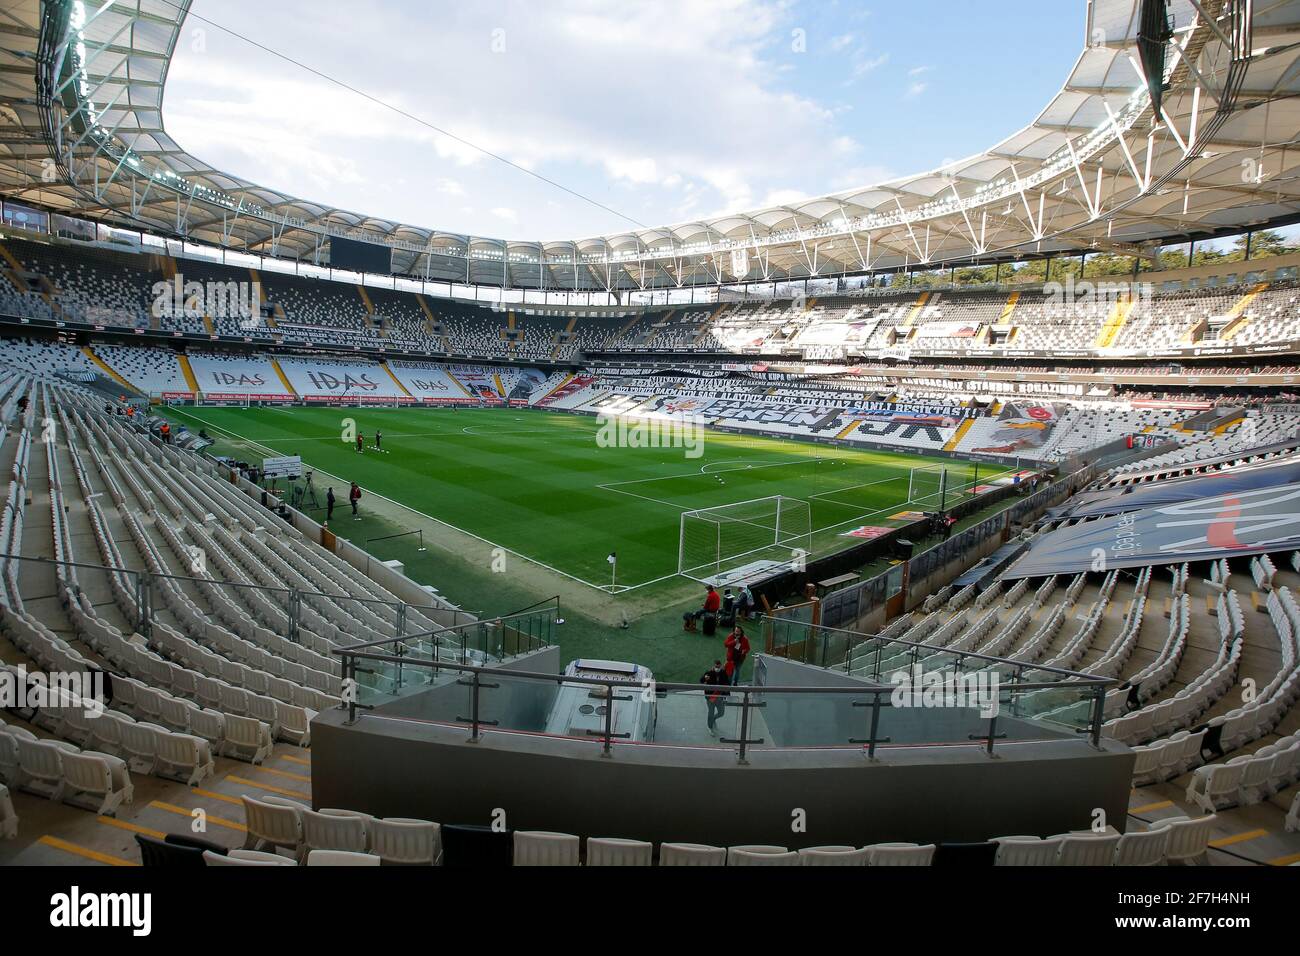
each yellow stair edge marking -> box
[381,362,413,398]
[1095,296,1136,347]
[98,815,166,840]
[0,239,27,277]
[192,788,243,806]
[149,800,247,832]
[834,419,861,441]
[225,774,311,800]
[1129,799,1174,814]
[357,285,374,316]
[1218,283,1267,340]
[38,834,137,866]
[279,753,312,767]
[998,290,1020,322]
[903,291,930,327]
[446,369,475,398]
[82,346,135,391]
[1269,851,1300,866]
[1207,828,1267,849]
[415,293,436,326]
[178,354,201,393]
[539,372,575,403]
[252,764,312,783]
[943,416,976,452]
[269,358,298,396]
[493,371,505,399]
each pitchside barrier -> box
[784,465,1094,649]
[749,463,1061,625]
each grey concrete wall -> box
[310,705,1134,849]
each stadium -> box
[0,0,1297,902]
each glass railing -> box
[334,622,1111,761]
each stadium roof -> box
[1,0,1299,291]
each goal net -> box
[678,495,813,584]
[908,464,952,509]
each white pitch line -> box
[807,474,906,502]
[167,406,681,592]
[602,455,820,488]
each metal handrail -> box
[332,641,1112,758]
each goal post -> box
[908,463,951,509]
[678,495,813,583]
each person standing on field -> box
[356,431,364,453]
[375,429,382,451]
[349,481,361,519]
[326,487,336,522]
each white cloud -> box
[160,0,898,238]
[851,51,889,78]
[906,81,929,98]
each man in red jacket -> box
[349,481,362,519]
[724,626,751,685]
[683,585,721,632]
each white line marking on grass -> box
[808,474,904,504]
[594,483,687,510]
[168,407,675,592]
[603,455,820,488]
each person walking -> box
[375,429,383,451]
[349,481,361,519]
[356,431,364,453]
[724,626,751,685]
[326,487,336,522]
[699,660,728,737]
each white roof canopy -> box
[1,0,1298,291]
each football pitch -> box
[161,405,999,592]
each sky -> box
[163,0,1086,242]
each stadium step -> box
[80,346,134,391]
[902,290,930,327]
[1094,295,1137,348]
[943,416,976,452]
[539,372,576,404]
[998,290,1020,323]
[834,419,861,440]
[1219,281,1269,342]
[381,362,413,398]
[269,358,298,397]
[177,354,201,394]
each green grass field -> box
[160,405,998,592]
